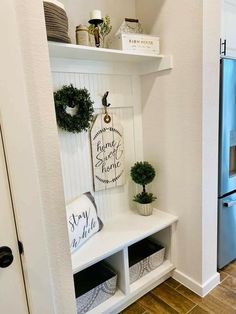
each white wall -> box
[202,0,221,287]
[0,0,76,313]
[221,0,236,57]
[136,0,220,295]
[60,0,136,44]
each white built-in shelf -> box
[49,41,164,62]
[48,41,173,75]
[72,209,178,274]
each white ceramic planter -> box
[137,203,153,216]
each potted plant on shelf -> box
[131,161,157,216]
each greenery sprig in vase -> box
[131,161,157,216]
[88,15,112,48]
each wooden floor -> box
[122,260,236,314]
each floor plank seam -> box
[208,293,232,309]
[220,274,229,283]
[175,288,202,304]
[186,304,197,314]
[197,304,213,314]
[149,290,180,313]
[210,289,236,310]
[220,280,234,290]
[173,282,182,290]
[165,281,181,290]
[151,284,198,313]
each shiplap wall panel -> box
[51,63,142,221]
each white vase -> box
[137,203,153,216]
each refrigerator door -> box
[218,192,236,268]
[219,58,236,196]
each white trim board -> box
[173,269,220,297]
[50,56,173,76]
[48,42,173,76]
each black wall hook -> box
[102,91,111,123]
[102,91,111,108]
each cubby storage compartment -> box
[128,238,165,284]
[68,210,177,312]
[74,261,117,313]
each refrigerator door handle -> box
[223,199,236,207]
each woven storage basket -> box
[129,238,165,284]
[74,262,117,313]
[43,0,71,43]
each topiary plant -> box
[131,161,157,204]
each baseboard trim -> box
[201,272,221,296]
[172,269,220,297]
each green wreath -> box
[54,84,94,133]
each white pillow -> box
[66,192,103,254]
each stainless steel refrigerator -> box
[218,58,236,269]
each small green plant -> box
[88,15,112,47]
[133,192,156,204]
[131,161,157,204]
